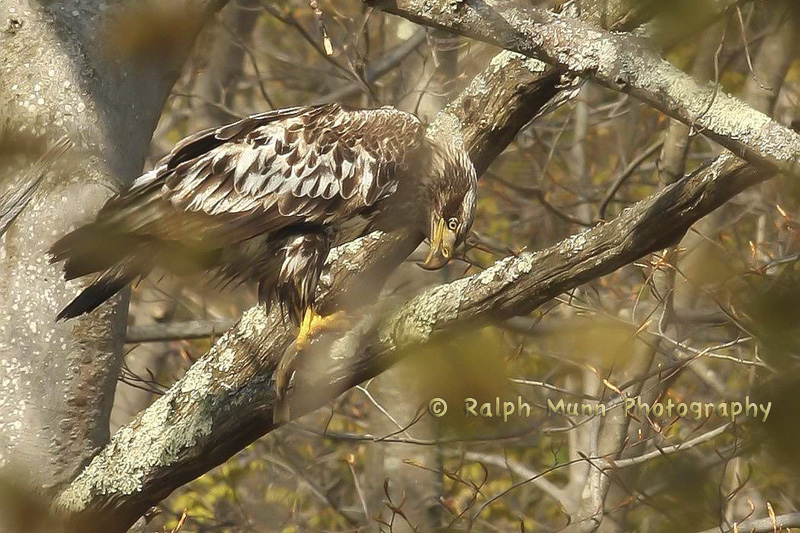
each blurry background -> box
[98,0,800,531]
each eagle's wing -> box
[106,103,425,243]
[49,104,425,320]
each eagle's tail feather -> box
[56,266,138,320]
[51,224,133,279]
[52,224,153,320]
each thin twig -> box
[597,138,664,220]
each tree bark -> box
[0,0,225,522]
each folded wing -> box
[50,103,425,318]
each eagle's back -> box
[49,104,429,318]
[101,104,425,243]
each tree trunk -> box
[0,0,224,527]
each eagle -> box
[49,103,477,351]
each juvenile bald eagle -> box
[50,103,477,345]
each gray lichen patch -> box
[57,387,213,512]
[462,52,547,104]
[56,352,225,512]
[489,50,546,76]
[548,24,618,75]
[560,229,591,257]
[426,112,465,149]
[381,279,464,347]
[521,57,548,75]
[489,50,524,70]
[236,306,270,341]
[507,252,536,277]
[378,247,543,351]
[179,358,214,399]
[215,347,237,373]
[471,249,537,289]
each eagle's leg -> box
[295,306,317,352]
[276,307,318,399]
[273,232,332,400]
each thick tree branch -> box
[0,0,228,504]
[370,0,800,177]
[301,155,772,401]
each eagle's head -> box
[419,141,478,270]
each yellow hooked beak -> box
[419,217,458,270]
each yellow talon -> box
[277,308,351,410]
[309,310,349,337]
[295,308,350,351]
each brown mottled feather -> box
[50,103,438,320]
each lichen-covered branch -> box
[342,156,771,373]
[371,0,800,177]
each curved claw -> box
[275,349,297,400]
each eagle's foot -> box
[295,309,350,351]
[274,309,351,414]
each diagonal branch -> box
[292,155,773,415]
[370,0,800,177]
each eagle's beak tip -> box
[417,259,443,270]
[420,218,455,270]
[418,249,450,270]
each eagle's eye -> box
[447,217,459,231]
